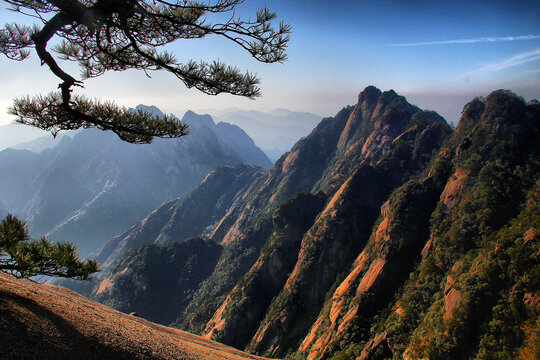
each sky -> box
[1,0,540,127]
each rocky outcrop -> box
[299,172,445,360]
[201,192,327,349]
[316,87,421,192]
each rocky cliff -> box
[295,90,540,360]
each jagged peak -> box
[378,90,420,116]
[182,110,216,129]
[134,104,165,117]
[379,89,399,103]
[463,96,485,113]
[336,87,421,152]
[486,89,525,102]
[483,89,528,117]
[457,89,530,134]
[358,86,382,109]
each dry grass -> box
[0,272,275,360]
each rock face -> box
[296,90,540,360]
[0,109,271,257]
[84,87,538,360]
[201,192,328,348]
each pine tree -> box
[0,214,100,280]
[0,0,291,143]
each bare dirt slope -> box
[0,272,273,360]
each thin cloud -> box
[471,47,540,74]
[389,34,540,47]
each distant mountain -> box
[208,108,322,158]
[0,108,271,257]
[11,132,71,152]
[0,123,49,151]
[84,87,539,359]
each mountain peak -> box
[358,86,382,109]
[134,104,165,117]
[379,89,399,103]
[483,89,528,120]
[182,110,215,129]
[457,89,530,136]
[412,110,446,123]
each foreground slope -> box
[0,272,272,360]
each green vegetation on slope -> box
[297,90,539,360]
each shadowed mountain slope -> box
[92,163,265,277]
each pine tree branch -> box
[1,0,290,143]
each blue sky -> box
[1,0,539,126]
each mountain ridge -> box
[86,87,539,360]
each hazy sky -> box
[1,0,539,126]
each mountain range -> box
[0,123,52,151]
[0,108,322,163]
[203,108,322,160]
[81,87,539,360]
[0,109,271,257]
